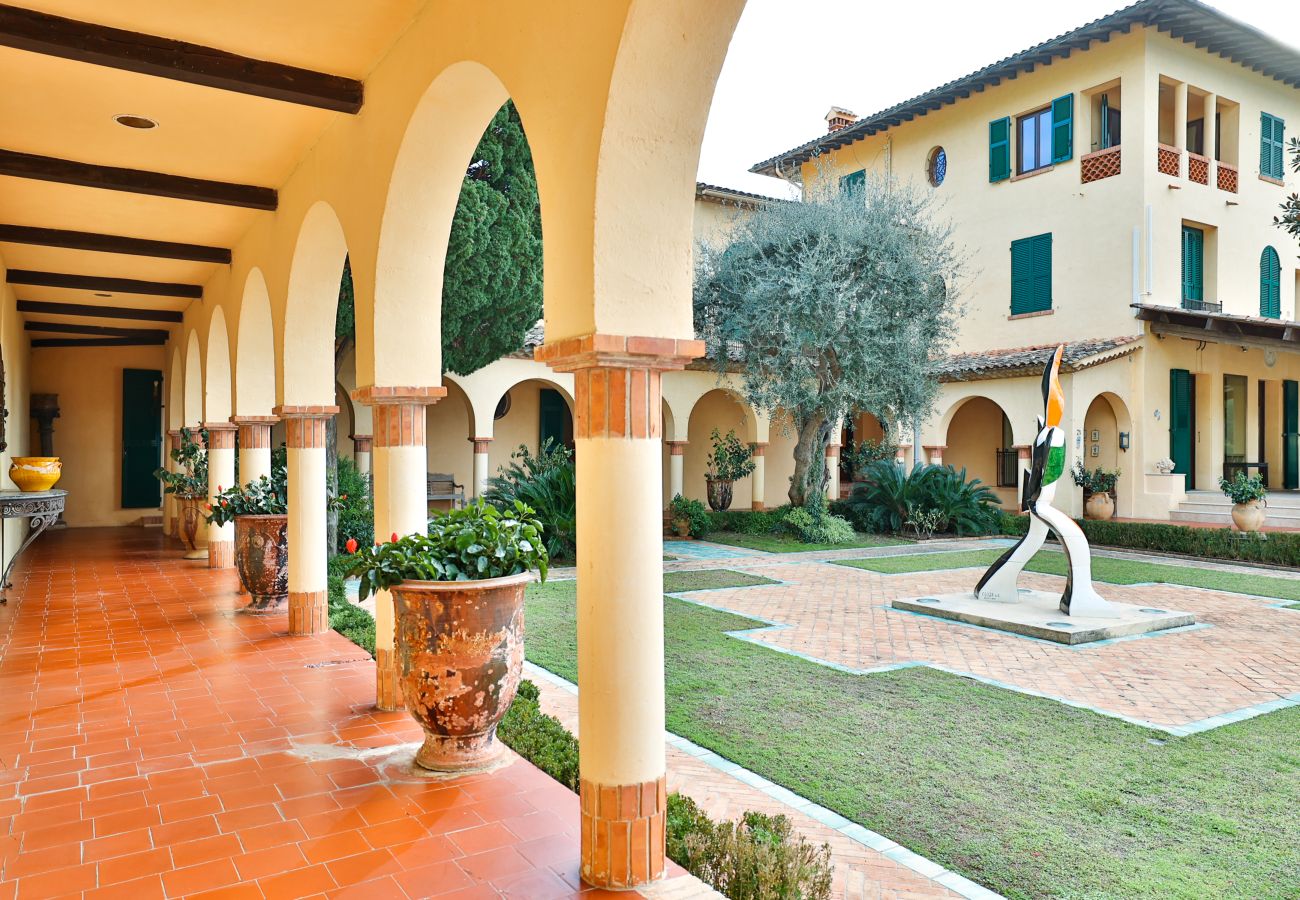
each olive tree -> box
[694,173,964,507]
[1274,136,1300,252]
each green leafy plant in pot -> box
[155,428,209,558]
[705,428,756,512]
[1219,472,1267,533]
[207,447,290,613]
[347,500,548,772]
[1071,461,1121,521]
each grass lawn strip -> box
[524,571,1300,900]
[836,548,1300,603]
[705,531,906,554]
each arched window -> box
[1260,246,1281,319]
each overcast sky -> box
[698,0,1300,198]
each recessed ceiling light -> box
[114,114,158,130]
[94,292,112,298]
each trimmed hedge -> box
[498,680,580,791]
[327,574,376,656]
[998,512,1300,566]
[706,507,789,535]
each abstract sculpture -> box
[975,345,1118,617]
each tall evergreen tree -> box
[442,101,543,375]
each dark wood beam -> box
[7,269,201,298]
[0,224,230,263]
[0,149,277,210]
[16,299,182,323]
[0,3,363,113]
[24,320,168,340]
[32,336,165,348]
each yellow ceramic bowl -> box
[10,457,62,492]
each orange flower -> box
[345,538,358,554]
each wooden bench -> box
[427,473,466,509]
[1223,460,1269,483]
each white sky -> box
[698,0,1300,199]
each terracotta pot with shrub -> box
[704,428,755,512]
[156,429,209,559]
[668,494,708,539]
[1220,472,1267,533]
[207,457,290,613]
[347,500,549,772]
[1072,461,1120,521]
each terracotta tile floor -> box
[667,555,1300,729]
[0,528,709,900]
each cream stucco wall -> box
[30,345,166,528]
[0,266,31,567]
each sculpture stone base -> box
[892,591,1195,645]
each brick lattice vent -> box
[1081,146,1121,183]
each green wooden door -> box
[539,388,567,451]
[122,368,163,508]
[1181,226,1203,307]
[1170,369,1195,488]
[1284,379,1299,490]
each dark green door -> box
[122,368,163,508]
[1284,379,1299,490]
[1170,368,1195,488]
[539,389,568,451]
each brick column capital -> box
[273,407,337,449]
[748,442,767,457]
[351,385,447,406]
[825,443,841,458]
[922,444,947,452]
[666,440,687,456]
[203,422,238,449]
[470,437,492,454]
[535,333,704,373]
[351,434,373,453]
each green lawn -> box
[836,548,1300,602]
[664,569,778,592]
[524,570,1300,900]
[703,530,906,554]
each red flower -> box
[345,538,358,554]
[391,532,399,543]
[340,493,348,501]
[205,503,213,511]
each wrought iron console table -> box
[0,489,67,600]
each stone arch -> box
[282,201,349,406]
[183,331,203,428]
[944,396,1015,502]
[372,61,513,389]
[1081,391,1134,514]
[234,268,276,416]
[204,306,233,423]
[684,387,760,507]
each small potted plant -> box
[206,448,289,613]
[1219,471,1267,533]
[1072,461,1120,520]
[705,427,756,512]
[347,500,548,772]
[155,428,208,559]
[668,494,709,539]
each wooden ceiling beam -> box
[7,269,201,298]
[0,3,363,113]
[0,149,277,210]
[32,336,165,348]
[24,320,168,340]
[16,299,183,323]
[0,224,230,263]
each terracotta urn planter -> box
[233,514,288,613]
[671,518,691,538]
[1084,492,1115,521]
[1231,499,1266,533]
[705,476,733,512]
[391,571,531,772]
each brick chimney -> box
[825,106,858,133]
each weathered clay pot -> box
[671,518,691,538]
[705,477,733,512]
[1084,492,1115,521]
[391,572,531,772]
[1231,499,1266,533]
[234,515,288,613]
[177,495,204,552]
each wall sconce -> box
[1119,432,1130,451]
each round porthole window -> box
[494,392,512,420]
[927,147,948,187]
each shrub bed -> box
[327,574,375,656]
[998,512,1300,566]
[706,507,789,535]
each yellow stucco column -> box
[275,406,338,635]
[924,444,946,466]
[352,435,373,477]
[232,416,277,486]
[204,424,237,569]
[1204,92,1218,162]
[471,437,492,498]
[749,442,767,510]
[1174,81,1188,177]
[537,334,702,890]
[666,441,687,501]
[353,386,445,711]
[165,430,181,537]
[825,443,841,501]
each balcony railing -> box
[1182,299,1224,313]
[1188,152,1210,185]
[1157,143,1181,177]
[1081,145,1121,183]
[1216,161,1239,193]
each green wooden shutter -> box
[1169,369,1193,480]
[1051,94,1074,163]
[122,368,163,508]
[1010,234,1052,314]
[1260,247,1282,318]
[1099,94,1111,149]
[1261,112,1285,179]
[839,169,866,195]
[539,388,567,450]
[1181,226,1203,306]
[989,117,1011,182]
[1284,379,1299,489]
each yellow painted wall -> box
[30,345,166,527]
[684,390,755,509]
[1083,396,1120,472]
[425,382,474,503]
[944,397,1014,506]
[0,267,32,568]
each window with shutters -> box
[1260,247,1281,318]
[1017,107,1053,174]
[839,169,866,195]
[1261,112,1285,180]
[1010,233,1052,315]
[1181,226,1204,308]
[989,117,1011,182]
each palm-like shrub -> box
[483,439,576,561]
[844,460,1001,536]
